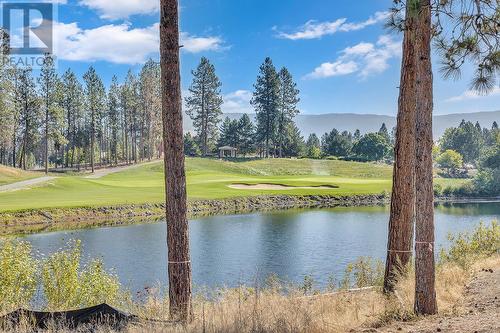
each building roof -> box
[218,146,237,150]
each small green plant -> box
[301,275,314,295]
[42,240,123,310]
[0,240,38,312]
[341,257,384,289]
[439,221,500,269]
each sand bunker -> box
[228,183,338,190]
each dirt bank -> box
[228,183,339,190]
[373,261,500,333]
[0,194,388,236]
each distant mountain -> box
[183,110,500,139]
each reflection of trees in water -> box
[436,202,500,216]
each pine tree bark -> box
[383,11,417,293]
[414,0,437,315]
[160,0,193,322]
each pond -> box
[23,202,499,292]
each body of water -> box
[23,202,499,292]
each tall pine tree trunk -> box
[91,110,95,173]
[45,104,49,174]
[414,0,437,315]
[160,0,192,322]
[383,10,417,293]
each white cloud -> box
[304,61,358,79]
[339,11,391,32]
[52,22,225,64]
[276,11,389,40]
[180,32,225,53]
[445,87,500,102]
[304,35,401,80]
[79,0,159,20]
[222,90,253,113]
[276,19,346,40]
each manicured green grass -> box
[0,158,465,212]
[0,165,40,186]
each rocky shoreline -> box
[0,194,389,236]
[1,194,496,236]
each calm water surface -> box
[23,202,499,292]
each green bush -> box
[42,240,122,310]
[439,221,500,269]
[340,257,384,289]
[0,240,38,312]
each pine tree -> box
[218,117,240,148]
[108,76,121,165]
[276,67,300,157]
[61,69,83,168]
[282,122,304,157]
[185,57,223,156]
[252,57,280,158]
[38,54,62,173]
[140,59,162,160]
[238,114,255,156]
[83,66,106,173]
[14,68,40,170]
[160,0,192,322]
[305,134,321,158]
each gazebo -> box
[218,146,237,158]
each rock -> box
[40,211,53,220]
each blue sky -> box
[9,0,500,116]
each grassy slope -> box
[0,158,466,212]
[0,165,40,185]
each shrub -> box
[0,240,38,312]
[340,257,384,289]
[439,221,500,269]
[42,240,123,310]
[436,149,464,177]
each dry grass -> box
[4,257,496,333]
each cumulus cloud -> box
[445,87,500,102]
[52,22,225,64]
[276,11,390,40]
[304,35,401,80]
[222,90,253,113]
[79,0,159,20]
[304,61,358,80]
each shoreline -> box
[1,194,497,236]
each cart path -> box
[84,160,160,179]
[0,176,58,192]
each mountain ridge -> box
[183,110,500,139]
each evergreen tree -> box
[252,57,280,158]
[352,133,391,162]
[185,57,223,156]
[108,76,121,165]
[218,117,240,148]
[276,67,300,157]
[14,68,40,169]
[282,122,305,157]
[305,133,321,159]
[38,54,63,173]
[378,123,390,142]
[160,0,192,320]
[183,133,201,157]
[140,59,162,160]
[61,69,83,168]
[237,114,255,156]
[83,66,106,173]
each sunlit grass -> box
[0,158,466,212]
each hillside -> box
[184,110,500,139]
[0,165,39,186]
